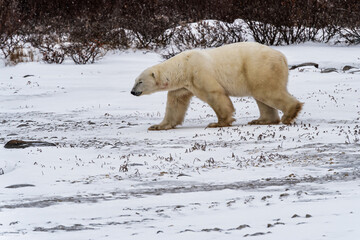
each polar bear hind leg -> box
[280,99,303,124]
[254,91,302,125]
[249,100,280,125]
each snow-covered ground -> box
[0,43,360,240]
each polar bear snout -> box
[131,73,158,96]
[131,90,142,96]
[131,81,143,96]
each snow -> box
[0,43,360,240]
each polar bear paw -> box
[248,119,280,125]
[148,124,174,131]
[206,116,235,128]
[206,122,232,128]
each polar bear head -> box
[131,67,158,96]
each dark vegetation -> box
[0,0,359,64]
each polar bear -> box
[131,42,303,130]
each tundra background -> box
[1,43,360,239]
[1,1,360,239]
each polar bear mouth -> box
[131,91,142,96]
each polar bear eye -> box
[138,81,143,84]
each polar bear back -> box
[183,42,289,97]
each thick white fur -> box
[131,42,303,130]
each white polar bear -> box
[131,42,303,130]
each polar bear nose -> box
[131,90,142,96]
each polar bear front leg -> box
[148,88,193,131]
[205,92,235,128]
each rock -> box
[0,168,4,175]
[23,74,34,78]
[17,124,29,128]
[289,62,319,70]
[342,65,357,71]
[279,193,290,198]
[261,195,272,201]
[321,68,337,73]
[274,222,285,226]
[4,140,56,149]
[180,229,195,233]
[244,232,271,237]
[177,173,191,177]
[174,205,185,209]
[5,184,35,188]
[201,227,222,232]
[235,224,250,230]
